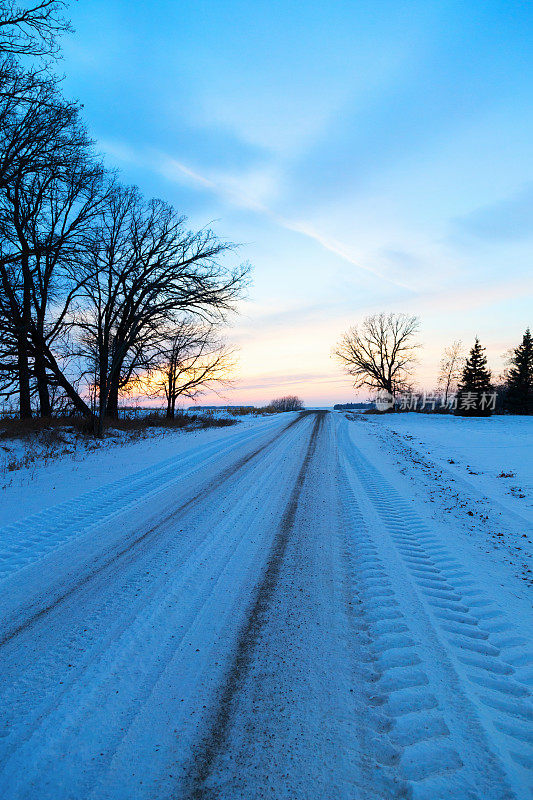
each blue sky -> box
[60,0,532,404]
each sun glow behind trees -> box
[0,2,248,432]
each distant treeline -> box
[335,314,532,417]
[333,403,372,410]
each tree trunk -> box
[34,351,51,416]
[166,369,175,419]
[97,399,106,437]
[18,262,32,419]
[16,333,32,419]
[96,363,108,437]
[31,328,93,418]
[106,374,120,419]
[52,366,93,417]
[166,393,173,419]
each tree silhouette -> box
[456,338,493,417]
[149,321,234,419]
[335,313,420,397]
[506,328,533,414]
[270,396,303,412]
[0,0,70,57]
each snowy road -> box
[0,411,531,799]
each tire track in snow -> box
[176,411,408,800]
[0,422,278,581]
[2,411,529,800]
[0,413,316,798]
[339,457,509,799]
[340,417,531,799]
[184,411,326,799]
[0,413,308,647]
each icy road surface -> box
[0,411,531,799]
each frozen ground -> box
[0,411,531,799]
[365,413,533,517]
[354,413,533,588]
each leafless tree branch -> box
[335,312,420,396]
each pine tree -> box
[456,337,493,416]
[506,328,533,414]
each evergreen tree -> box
[456,337,493,416]
[506,328,533,414]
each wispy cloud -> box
[157,154,412,289]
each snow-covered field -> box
[353,413,533,588]
[0,411,531,799]
[367,413,533,518]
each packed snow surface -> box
[0,411,531,799]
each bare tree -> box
[0,0,75,417]
[335,312,420,397]
[437,339,464,405]
[0,85,105,418]
[0,0,70,57]
[78,186,249,435]
[0,2,251,433]
[145,321,234,418]
[0,66,74,417]
[270,396,303,412]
